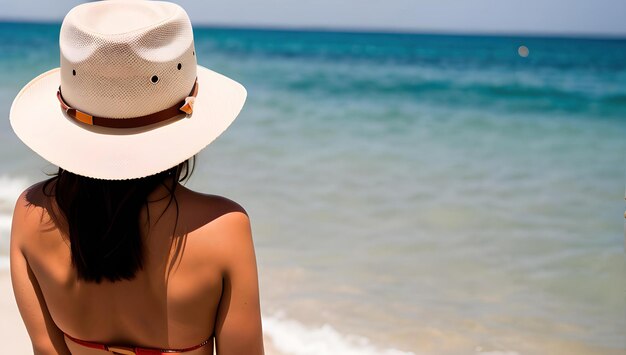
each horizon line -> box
[1,18,625,41]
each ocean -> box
[0,22,625,355]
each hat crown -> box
[59,0,197,119]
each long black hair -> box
[42,158,194,283]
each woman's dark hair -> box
[42,158,194,283]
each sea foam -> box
[0,214,12,232]
[262,312,520,355]
[0,175,29,209]
[0,176,29,254]
[0,256,8,271]
[263,311,416,355]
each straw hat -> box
[10,0,246,180]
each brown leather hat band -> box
[57,79,198,128]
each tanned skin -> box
[10,179,264,355]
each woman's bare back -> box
[11,181,264,355]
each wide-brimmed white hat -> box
[10,0,246,180]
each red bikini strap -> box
[63,332,107,351]
[63,331,211,354]
[135,338,212,354]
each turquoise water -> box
[1,22,625,354]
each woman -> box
[9,1,264,354]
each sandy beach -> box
[0,271,31,354]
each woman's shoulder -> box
[11,180,63,250]
[179,186,248,221]
[13,180,55,225]
[177,186,251,240]
[176,188,255,269]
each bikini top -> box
[63,331,212,355]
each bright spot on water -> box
[518,45,529,57]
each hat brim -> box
[10,65,246,180]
